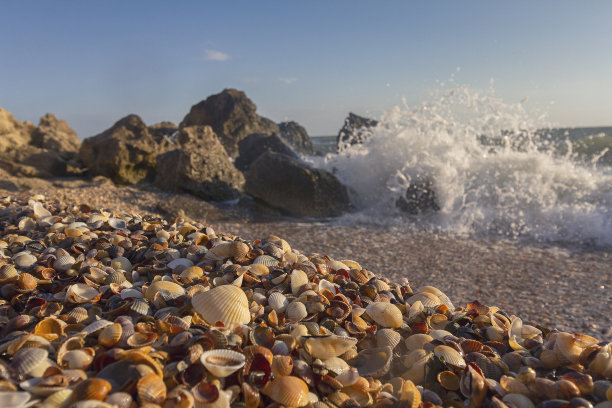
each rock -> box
[31,113,80,157]
[0,108,33,152]
[235,133,299,172]
[395,176,440,214]
[278,121,313,154]
[244,151,351,218]
[0,145,67,178]
[336,112,378,150]
[78,114,173,184]
[148,121,178,144]
[154,126,244,201]
[180,89,279,158]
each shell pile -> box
[0,195,611,408]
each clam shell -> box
[110,257,132,272]
[0,391,31,408]
[326,260,349,271]
[129,299,151,316]
[73,378,112,401]
[407,292,441,308]
[136,373,166,405]
[262,376,309,407]
[0,264,18,279]
[53,256,76,272]
[200,349,246,378]
[405,334,434,351]
[355,346,393,378]
[120,288,143,300]
[303,335,358,359]
[434,345,466,369]
[32,201,52,217]
[98,323,122,348]
[11,347,49,377]
[271,355,294,377]
[286,301,308,322]
[80,319,113,336]
[108,218,127,229]
[14,252,37,269]
[253,255,278,267]
[268,292,289,313]
[65,284,100,304]
[376,328,402,349]
[291,269,309,295]
[180,266,204,279]
[144,280,185,302]
[419,286,455,310]
[365,302,403,328]
[335,367,359,387]
[206,241,249,261]
[191,285,251,329]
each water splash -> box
[311,86,612,247]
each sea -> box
[305,86,612,249]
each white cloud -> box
[278,77,297,84]
[205,49,230,61]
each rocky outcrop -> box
[0,108,80,178]
[79,114,173,184]
[235,133,299,172]
[31,113,80,157]
[244,151,351,218]
[148,121,178,144]
[180,89,279,158]
[155,126,244,201]
[279,121,313,154]
[395,176,440,214]
[336,112,378,150]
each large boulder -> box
[31,113,80,157]
[148,121,178,144]
[336,112,378,150]
[180,89,279,158]
[244,151,351,218]
[79,114,173,184]
[278,121,313,154]
[0,108,34,152]
[235,133,299,172]
[155,126,244,201]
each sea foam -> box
[310,86,612,247]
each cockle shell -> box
[271,355,294,377]
[180,266,204,279]
[262,376,309,407]
[303,335,358,359]
[65,284,100,304]
[145,281,185,302]
[419,286,455,310]
[191,285,250,329]
[0,391,31,408]
[434,345,466,369]
[205,241,249,261]
[14,252,37,269]
[376,328,402,349]
[355,346,393,378]
[72,378,112,401]
[286,301,308,322]
[268,292,289,313]
[98,323,123,348]
[11,347,49,377]
[365,302,403,328]
[137,373,166,405]
[291,269,309,295]
[53,256,76,272]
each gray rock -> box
[235,133,299,172]
[79,114,173,184]
[155,126,244,201]
[279,121,313,154]
[395,176,440,214]
[180,89,279,158]
[244,151,351,218]
[336,112,378,151]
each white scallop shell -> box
[286,301,307,322]
[268,292,289,313]
[291,269,309,296]
[53,255,76,272]
[365,302,403,328]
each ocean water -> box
[307,86,612,248]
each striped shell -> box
[0,264,18,279]
[268,292,289,313]
[191,285,251,329]
[137,373,166,405]
[407,292,441,308]
[291,269,309,295]
[65,284,100,304]
[180,266,204,279]
[53,256,75,272]
[144,281,185,302]
[376,328,402,349]
[205,241,249,261]
[355,346,393,378]
[365,302,403,328]
[11,347,49,376]
[286,301,308,322]
[304,335,358,359]
[419,286,455,310]
[98,323,123,348]
[80,319,113,336]
[200,349,246,377]
[253,255,278,267]
[262,376,309,407]
[434,345,466,369]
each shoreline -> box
[2,180,611,341]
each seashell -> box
[206,241,249,261]
[129,299,151,316]
[53,256,76,272]
[167,257,193,272]
[355,346,393,378]
[11,347,49,377]
[32,201,52,218]
[335,367,359,387]
[104,392,133,408]
[59,348,95,370]
[401,349,431,385]
[502,393,535,408]
[98,323,123,348]
[248,263,269,276]
[137,373,166,405]
[80,318,113,336]
[407,292,441,308]
[120,288,143,300]
[16,272,38,292]
[434,345,466,369]
[65,283,100,304]
[262,376,309,407]
[303,335,358,359]
[43,389,74,407]
[249,325,275,348]
[0,391,31,408]
[268,292,289,313]
[200,349,246,378]
[272,355,294,377]
[104,270,126,285]
[376,328,402,349]
[108,218,127,229]
[291,269,309,295]
[0,264,18,279]
[286,301,308,322]
[365,302,403,328]
[326,260,349,271]
[429,329,453,341]
[180,266,204,279]
[419,286,455,310]
[191,285,251,330]
[438,370,460,391]
[126,332,158,348]
[14,252,37,269]
[145,280,185,302]
[253,255,278,267]
[73,378,112,401]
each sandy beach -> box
[4,180,611,342]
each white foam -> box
[309,86,612,247]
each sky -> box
[1,1,612,138]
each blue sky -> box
[1,1,611,137]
